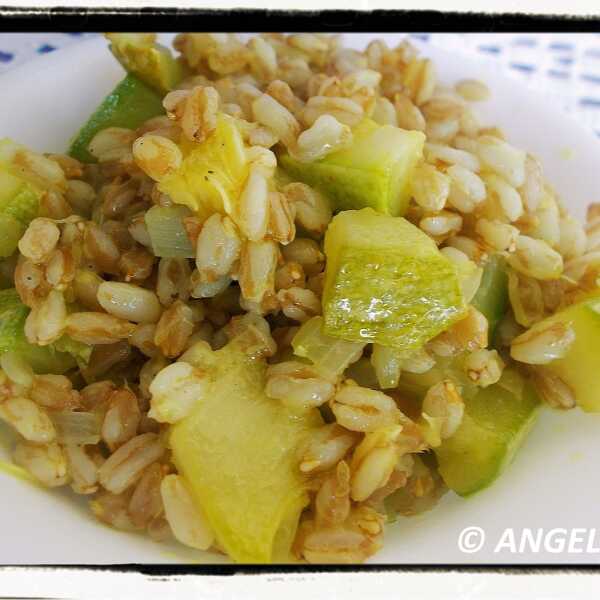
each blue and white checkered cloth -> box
[423,33,600,137]
[2,32,600,136]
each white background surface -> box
[2,567,600,599]
[5,33,600,136]
[0,35,600,600]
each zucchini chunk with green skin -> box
[169,340,322,563]
[0,150,44,257]
[536,292,600,412]
[106,33,185,94]
[434,370,540,496]
[279,119,425,217]
[0,289,90,374]
[397,355,479,404]
[471,254,509,339]
[0,214,23,258]
[68,74,164,163]
[322,208,466,354]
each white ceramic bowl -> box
[1,34,600,565]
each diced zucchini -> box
[0,214,23,258]
[322,208,466,353]
[0,162,43,257]
[169,339,321,563]
[11,343,77,375]
[145,205,195,258]
[279,119,424,216]
[0,171,40,227]
[106,33,185,94]
[537,292,600,412]
[433,370,540,496]
[0,289,89,374]
[397,355,478,403]
[52,334,92,367]
[68,74,165,163]
[158,114,249,222]
[471,254,508,339]
[0,257,17,290]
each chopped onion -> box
[50,411,102,445]
[292,316,365,379]
[145,204,195,258]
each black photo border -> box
[0,5,599,585]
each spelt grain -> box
[425,142,480,172]
[0,397,56,443]
[295,115,353,162]
[65,312,136,345]
[411,163,450,212]
[476,135,526,188]
[18,218,60,264]
[303,96,364,128]
[195,214,241,283]
[132,135,183,182]
[98,432,165,494]
[154,300,195,358]
[101,388,141,451]
[508,270,545,327]
[446,164,486,213]
[119,246,155,282]
[507,235,563,280]
[299,423,359,473]
[277,286,321,322]
[88,128,136,162]
[97,281,161,324]
[252,93,300,148]
[149,361,209,423]
[128,462,165,528]
[13,441,69,487]
[463,348,504,387]
[510,320,575,365]
[315,460,351,528]
[83,222,120,275]
[529,366,576,410]
[393,93,426,131]
[422,380,464,439]
[24,289,67,346]
[238,239,279,303]
[161,474,214,550]
[0,352,34,388]
[275,261,306,291]
[65,444,99,495]
[475,218,519,252]
[331,383,401,432]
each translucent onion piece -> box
[145,204,195,258]
[292,316,365,379]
